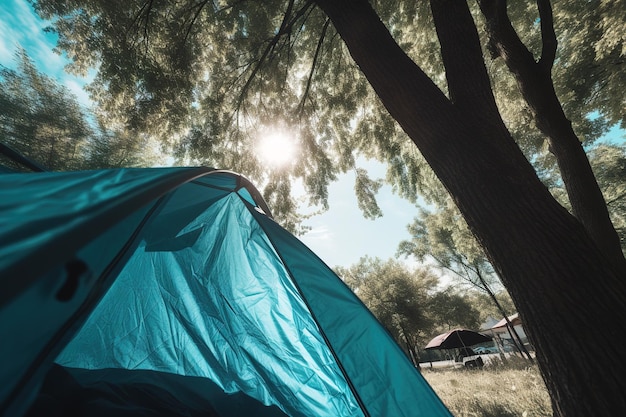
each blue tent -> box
[0,166,452,417]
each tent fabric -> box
[0,166,215,306]
[55,188,361,417]
[25,365,290,417]
[251,210,452,416]
[0,167,452,417]
[0,167,211,413]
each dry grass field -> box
[422,358,553,417]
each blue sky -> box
[0,0,93,106]
[0,0,422,270]
[297,163,422,268]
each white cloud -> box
[13,0,46,32]
[0,36,13,64]
[303,225,333,241]
[34,40,65,72]
[0,7,22,66]
[13,1,67,75]
[0,1,40,61]
[64,79,92,108]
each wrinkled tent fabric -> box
[425,329,492,350]
[0,167,452,417]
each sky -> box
[297,163,422,268]
[0,0,423,271]
[0,0,92,105]
[2,0,624,273]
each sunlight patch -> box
[258,130,297,167]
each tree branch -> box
[235,0,315,110]
[127,0,153,36]
[315,0,452,144]
[537,0,557,73]
[479,0,626,275]
[125,0,155,54]
[142,0,154,45]
[477,0,537,74]
[605,192,626,207]
[290,3,318,48]
[299,18,331,113]
[278,0,296,36]
[429,0,499,116]
[182,0,212,46]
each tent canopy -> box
[425,329,492,350]
[491,313,522,332]
[0,167,452,417]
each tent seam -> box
[238,197,371,417]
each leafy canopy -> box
[31,0,624,231]
[0,48,165,171]
[0,48,91,170]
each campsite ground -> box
[422,357,552,417]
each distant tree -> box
[338,257,438,365]
[338,257,482,364]
[466,290,515,326]
[0,48,91,170]
[398,205,497,290]
[84,121,164,168]
[427,289,481,333]
[398,204,516,326]
[589,144,626,253]
[0,48,164,171]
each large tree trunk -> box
[314,0,626,416]
[477,0,626,278]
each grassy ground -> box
[421,358,553,417]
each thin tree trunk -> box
[476,267,532,361]
[401,330,419,368]
[314,1,626,416]
[502,317,527,359]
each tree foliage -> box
[31,0,625,233]
[339,257,435,340]
[0,48,163,171]
[0,48,92,170]
[338,257,481,364]
[30,0,442,220]
[590,143,626,251]
[83,122,165,168]
[465,289,515,326]
[427,289,481,332]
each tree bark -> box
[477,0,626,277]
[314,0,626,416]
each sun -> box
[258,131,297,167]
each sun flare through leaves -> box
[258,130,298,168]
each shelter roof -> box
[490,313,522,331]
